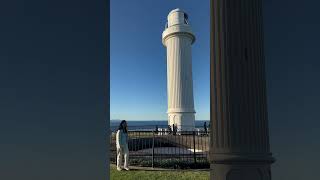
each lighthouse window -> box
[184,13,189,24]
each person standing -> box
[204,122,208,135]
[155,125,159,134]
[116,120,130,171]
[172,124,176,135]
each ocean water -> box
[110,120,210,131]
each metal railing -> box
[110,129,210,168]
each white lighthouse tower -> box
[162,8,196,131]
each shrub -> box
[129,158,209,169]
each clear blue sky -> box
[110,0,210,120]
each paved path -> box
[135,147,205,154]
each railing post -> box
[193,131,196,165]
[152,130,155,168]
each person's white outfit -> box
[116,129,129,171]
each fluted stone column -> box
[210,0,274,179]
[162,9,196,131]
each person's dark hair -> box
[118,120,128,133]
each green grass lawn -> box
[110,165,210,180]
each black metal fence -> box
[110,130,210,169]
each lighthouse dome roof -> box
[169,8,184,15]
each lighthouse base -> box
[168,112,195,131]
